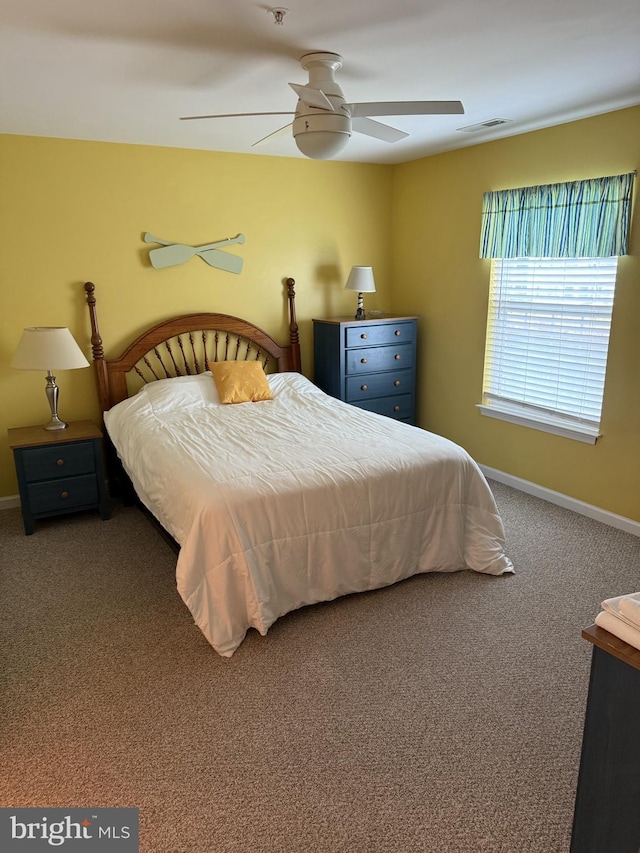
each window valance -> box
[479,172,635,259]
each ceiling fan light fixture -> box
[292,113,351,159]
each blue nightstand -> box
[8,420,110,535]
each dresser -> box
[313,315,417,424]
[570,624,640,852]
[8,420,110,535]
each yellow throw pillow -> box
[209,360,273,404]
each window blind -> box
[483,257,617,429]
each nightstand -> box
[8,420,110,535]
[313,315,418,424]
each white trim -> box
[0,494,21,510]
[477,403,600,444]
[481,465,640,537]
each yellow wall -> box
[392,106,640,521]
[0,135,393,497]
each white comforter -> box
[105,371,513,656]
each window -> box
[478,256,617,443]
[477,172,634,444]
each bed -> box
[85,279,513,657]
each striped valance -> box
[479,172,635,259]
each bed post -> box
[285,277,302,373]
[84,282,110,414]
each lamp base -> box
[44,371,68,430]
[354,291,366,321]
[44,415,68,431]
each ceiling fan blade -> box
[288,83,333,111]
[180,111,294,121]
[348,101,465,118]
[252,122,293,147]
[352,117,408,143]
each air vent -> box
[456,118,513,133]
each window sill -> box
[476,403,601,445]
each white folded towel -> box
[618,595,640,630]
[601,591,640,631]
[595,609,640,653]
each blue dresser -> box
[313,315,418,424]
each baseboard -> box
[0,494,21,511]
[480,465,640,538]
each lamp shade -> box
[345,266,376,293]
[11,327,89,371]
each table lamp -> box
[345,266,376,320]
[11,327,90,430]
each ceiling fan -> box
[180,51,464,160]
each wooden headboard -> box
[84,278,301,414]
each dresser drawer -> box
[346,321,415,348]
[27,474,99,514]
[346,369,414,403]
[353,394,413,420]
[346,342,413,375]
[22,441,96,482]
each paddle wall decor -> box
[143,232,245,273]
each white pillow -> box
[142,372,221,413]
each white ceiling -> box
[1,0,639,164]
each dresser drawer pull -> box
[394,406,401,412]
[361,358,367,364]
[360,333,368,340]
[394,330,401,336]
[394,380,401,386]
[394,354,401,360]
[361,385,368,391]
[60,491,69,499]
[57,458,65,466]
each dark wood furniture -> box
[8,420,110,535]
[570,623,640,852]
[312,315,417,424]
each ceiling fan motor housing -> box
[293,52,351,159]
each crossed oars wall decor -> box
[144,233,246,273]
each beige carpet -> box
[1,481,639,852]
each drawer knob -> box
[394,380,401,386]
[56,458,65,466]
[394,330,401,336]
[60,491,69,499]
[361,358,367,364]
[360,333,368,340]
[394,354,401,360]
[394,405,401,412]
[361,385,368,391]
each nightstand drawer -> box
[346,321,415,348]
[346,342,413,375]
[353,394,413,420]
[27,474,99,514]
[22,441,96,482]
[346,369,414,402]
